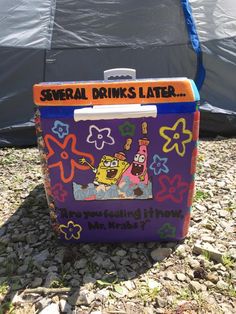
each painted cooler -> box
[33,77,200,243]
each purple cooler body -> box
[34,77,200,243]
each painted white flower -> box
[86,125,115,150]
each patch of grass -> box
[202,249,211,261]
[225,207,235,213]
[87,260,97,274]
[138,279,160,303]
[49,270,69,288]
[197,154,205,162]
[49,279,64,288]
[96,273,118,288]
[224,202,235,213]
[0,282,9,295]
[228,287,236,298]
[194,190,210,201]
[177,288,192,301]
[0,301,15,314]
[222,255,235,269]
[176,288,219,313]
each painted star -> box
[44,134,94,183]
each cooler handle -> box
[104,68,136,80]
[74,104,157,122]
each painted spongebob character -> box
[94,153,129,185]
[79,139,132,186]
[119,122,150,186]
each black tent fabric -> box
[0,0,235,147]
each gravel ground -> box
[0,138,235,314]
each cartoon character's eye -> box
[104,160,111,167]
[111,160,118,167]
[134,154,140,161]
[139,154,146,163]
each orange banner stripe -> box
[33,79,196,106]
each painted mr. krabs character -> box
[119,122,149,186]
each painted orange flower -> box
[44,134,94,183]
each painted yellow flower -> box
[160,118,192,157]
[59,220,82,240]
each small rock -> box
[193,243,223,263]
[164,271,175,281]
[39,303,60,314]
[230,269,236,280]
[116,249,127,257]
[216,181,225,188]
[96,288,110,300]
[189,281,203,292]
[59,299,72,314]
[83,274,96,284]
[166,242,178,248]
[67,290,80,306]
[147,279,161,290]
[68,290,95,306]
[21,217,31,226]
[219,210,229,218]
[156,296,167,308]
[204,280,215,289]
[48,266,58,272]
[176,245,187,257]
[219,303,235,314]
[176,273,187,282]
[71,278,81,287]
[54,250,64,264]
[193,267,207,279]
[206,273,219,284]
[94,255,103,265]
[164,261,174,268]
[195,204,207,212]
[186,270,194,280]
[26,234,38,244]
[189,258,200,269]
[11,233,26,242]
[0,227,6,237]
[110,256,120,264]
[36,298,52,312]
[17,264,28,275]
[31,277,43,288]
[123,280,135,291]
[44,272,59,288]
[12,293,23,306]
[34,249,49,263]
[143,307,154,314]
[51,295,60,304]
[216,280,228,290]
[102,258,113,268]
[201,235,215,243]
[74,258,87,269]
[151,247,172,262]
